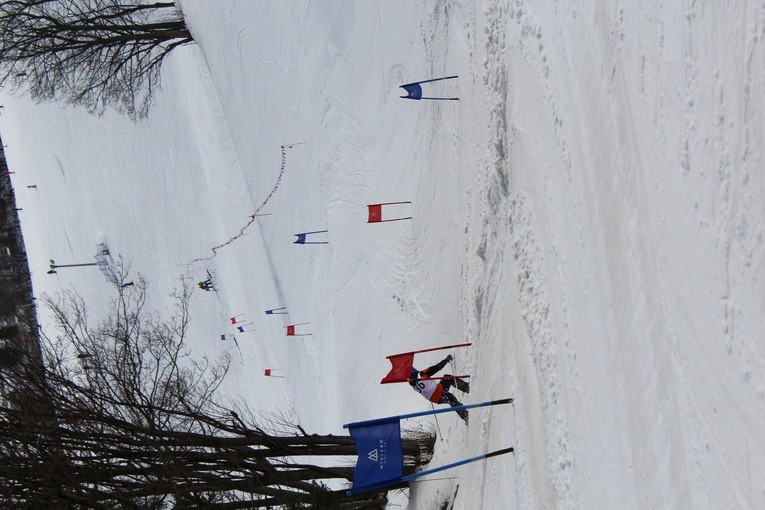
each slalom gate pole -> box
[411,477,459,483]
[419,375,470,382]
[377,217,412,223]
[401,75,458,87]
[402,343,471,357]
[400,447,514,483]
[343,398,512,429]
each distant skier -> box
[409,354,470,424]
[198,276,213,291]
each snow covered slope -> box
[0,1,763,509]
[457,2,765,509]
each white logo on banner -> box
[367,449,379,462]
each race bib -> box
[413,378,439,400]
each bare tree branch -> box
[0,265,433,508]
[0,0,193,118]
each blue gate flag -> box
[293,229,329,245]
[347,418,404,493]
[399,75,459,101]
[400,83,423,100]
[344,398,513,495]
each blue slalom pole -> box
[400,75,458,87]
[343,398,512,429]
[400,76,459,100]
[401,447,514,482]
[294,230,329,244]
[347,445,515,494]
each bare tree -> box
[0,0,193,118]
[0,267,434,508]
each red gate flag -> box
[380,352,415,384]
[380,343,472,384]
[367,204,383,223]
[286,322,312,336]
[367,201,412,223]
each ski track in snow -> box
[468,1,579,509]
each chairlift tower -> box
[48,242,117,282]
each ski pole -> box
[431,403,444,441]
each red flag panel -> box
[380,353,416,384]
[368,204,383,223]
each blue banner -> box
[348,418,404,493]
[344,398,513,494]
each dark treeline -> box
[0,143,39,371]
[0,267,434,508]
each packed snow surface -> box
[1,1,763,509]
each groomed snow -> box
[0,1,763,509]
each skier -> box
[409,354,470,424]
[198,270,215,291]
